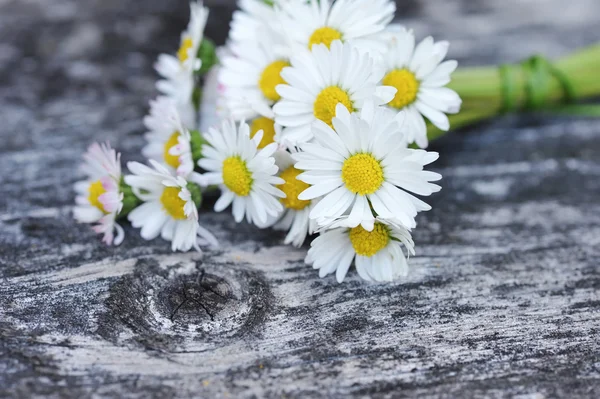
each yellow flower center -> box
[160,187,187,220]
[278,167,311,211]
[88,180,108,214]
[313,86,353,128]
[259,60,290,102]
[308,26,343,49]
[222,156,253,196]
[382,68,420,109]
[163,132,181,168]
[177,37,194,63]
[349,223,390,257]
[341,153,384,195]
[250,117,277,149]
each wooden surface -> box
[1,0,600,397]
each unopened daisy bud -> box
[306,218,415,283]
[198,120,285,226]
[125,160,218,252]
[73,142,125,246]
[381,26,462,148]
[293,101,442,230]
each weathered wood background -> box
[1,0,600,397]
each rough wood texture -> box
[1,0,600,397]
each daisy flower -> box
[142,97,195,178]
[272,151,317,247]
[273,40,396,145]
[155,1,209,128]
[306,218,415,283]
[294,101,442,229]
[381,26,461,148]
[124,160,218,252]
[198,120,286,226]
[229,0,281,48]
[219,32,289,120]
[276,0,395,55]
[74,142,124,246]
[216,39,285,150]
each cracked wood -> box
[1,0,600,397]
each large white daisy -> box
[124,160,218,252]
[275,0,395,55]
[272,151,317,247]
[273,40,396,145]
[306,218,415,283]
[74,142,124,246]
[142,97,195,178]
[155,1,209,128]
[381,26,462,148]
[294,101,441,230]
[198,120,286,226]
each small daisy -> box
[198,120,286,226]
[294,101,442,229]
[155,1,209,128]
[124,160,218,252]
[276,0,395,55]
[219,33,290,121]
[142,97,195,178]
[381,26,461,148]
[272,151,317,247]
[74,142,124,246]
[306,218,415,283]
[273,40,397,145]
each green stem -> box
[555,44,600,99]
[118,179,142,219]
[433,43,600,142]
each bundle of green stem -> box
[429,43,600,142]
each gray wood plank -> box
[1,0,599,397]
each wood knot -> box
[160,271,230,322]
[97,254,273,350]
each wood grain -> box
[1,0,600,397]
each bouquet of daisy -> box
[75,0,600,283]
